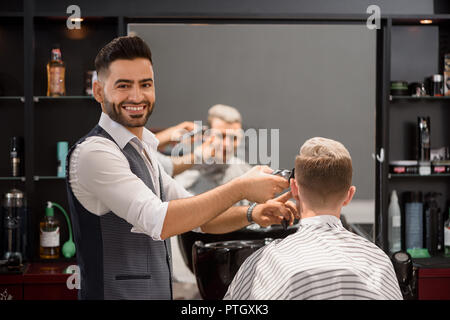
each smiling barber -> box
[66,36,296,300]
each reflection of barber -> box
[175,104,252,206]
[153,121,216,177]
[66,36,296,300]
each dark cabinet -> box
[374,16,450,299]
[0,262,78,300]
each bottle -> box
[56,141,68,177]
[388,190,401,253]
[405,191,424,250]
[10,136,22,177]
[46,44,66,96]
[445,208,450,257]
[39,202,60,259]
[424,192,441,256]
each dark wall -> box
[23,0,439,17]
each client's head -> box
[290,137,356,218]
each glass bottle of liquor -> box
[46,44,66,96]
[39,203,60,259]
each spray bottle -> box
[388,190,401,253]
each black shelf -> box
[390,95,450,101]
[0,177,26,182]
[0,12,24,18]
[0,96,24,101]
[391,14,450,26]
[34,96,95,101]
[388,173,450,179]
[33,176,66,181]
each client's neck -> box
[300,207,341,220]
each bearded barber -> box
[66,36,297,300]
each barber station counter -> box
[0,262,78,300]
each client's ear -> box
[290,178,300,202]
[342,186,356,207]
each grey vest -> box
[66,125,172,300]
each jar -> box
[430,74,443,96]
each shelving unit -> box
[0,1,124,263]
[375,16,450,269]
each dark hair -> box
[95,36,153,75]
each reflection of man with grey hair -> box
[175,104,252,206]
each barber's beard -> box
[103,97,154,128]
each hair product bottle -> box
[388,190,401,253]
[404,191,424,250]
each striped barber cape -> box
[224,215,403,300]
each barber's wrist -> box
[230,177,246,201]
[246,203,257,224]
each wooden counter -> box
[0,262,78,300]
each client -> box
[224,137,403,300]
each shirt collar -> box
[298,215,342,227]
[98,112,160,151]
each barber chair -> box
[192,238,273,300]
[179,214,352,274]
[178,222,299,274]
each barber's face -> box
[94,58,155,128]
[209,117,242,161]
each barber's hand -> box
[193,135,216,163]
[252,191,299,227]
[155,121,196,148]
[170,121,196,141]
[237,166,289,203]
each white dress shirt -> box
[224,215,403,300]
[155,152,174,176]
[69,112,193,241]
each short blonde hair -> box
[295,137,352,209]
[208,104,242,124]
